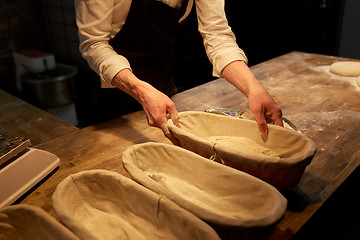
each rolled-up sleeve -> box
[195,0,248,77]
[75,0,132,88]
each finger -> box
[271,109,283,127]
[160,122,180,145]
[257,119,268,136]
[160,122,170,136]
[253,108,268,136]
[274,117,284,127]
[167,106,180,127]
[170,112,180,127]
[144,106,167,129]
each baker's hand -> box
[248,86,283,136]
[139,86,180,137]
[221,61,283,136]
[111,69,180,141]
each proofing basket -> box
[167,111,317,191]
[52,169,220,240]
[122,142,287,239]
[0,204,79,240]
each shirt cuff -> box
[213,49,248,77]
[99,55,131,88]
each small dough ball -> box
[329,61,360,77]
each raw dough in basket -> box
[0,204,79,240]
[52,169,220,240]
[122,142,287,229]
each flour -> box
[310,65,360,90]
[285,110,360,136]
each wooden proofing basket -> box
[122,142,287,240]
[167,111,317,191]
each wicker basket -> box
[0,204,79,240]
[52,169,220,240]
[122,142,287,239]
[167,111,317,191]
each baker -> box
[75,0,283,137]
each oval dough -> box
[329,61,360,77]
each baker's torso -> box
[109,0,189,96]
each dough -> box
[206,136,280,158]
[329,61,360,77]
[357,77,360,87]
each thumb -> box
[160,122,170,136]
[160,122,180,146]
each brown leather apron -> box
[97,0,189,121]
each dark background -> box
[0,1,350,94]
[173,0,346,89]
[0,0,355,122]
[0,0,358,123]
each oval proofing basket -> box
[167,111,317,190]
[122,142,287,239]
[52,170,220,240]
[0,204,79,240]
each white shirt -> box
[75,0,248,88]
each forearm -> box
[221,60,283,135]
[221,60,264,97]
[111,69,179,137]
[111,69,152,104]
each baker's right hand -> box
[139,85,181,145]
[111,69,180,141]
[139,85,180,135]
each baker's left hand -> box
[221,61,283,136]
[248,86,283,136]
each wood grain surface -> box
[0,89,78,146]
[4,52,360,239]
[0,135,30,166]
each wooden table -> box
[0,89,79,146]
[5,52,360,239]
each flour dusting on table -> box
[310,66,360,90]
